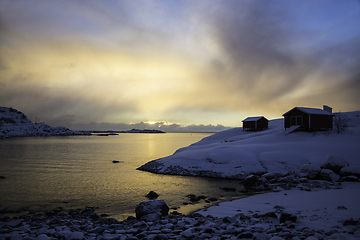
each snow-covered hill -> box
[0,107,91,138]
[138,111,360,180]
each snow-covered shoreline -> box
[0,123,91,139]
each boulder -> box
[319,169,340,182]
[279,213,297,223]
[36,234,50,240]
[340,166,360,178]
[277,175,294,183]
[262,172,283,183]
[300,163,321,179]
[70,232,85,240]
[253,212,277,218]
[243,175,269,190]
[320,155,349,174]
[135,200,169,221]
[187,194,200,202]
[145,191,159,199]
[243,175,258,188]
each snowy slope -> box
[138,111,360,180]
[0,106,91,138]
[0,107,32,124]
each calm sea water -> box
[0,133,246,220]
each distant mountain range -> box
[92,129,164,134]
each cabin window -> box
[290,116,303,126]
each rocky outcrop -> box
[0,107,91,139]
[319,169,340,182]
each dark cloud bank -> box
[201,0,360,112]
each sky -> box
[0,0,359,131]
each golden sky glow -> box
[0,0,359,131]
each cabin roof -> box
[242,116,268,122]
[282,107,334,116]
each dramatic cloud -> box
[0,0,359,131]
[197,1,360,114]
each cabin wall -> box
[284,109,309,129]
[243,121,255,129]
[310,115,333,130]
[257,118,268,130]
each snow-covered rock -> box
[0,107,32,124]
[300,163,321,179]
[319,169,340,182]
[340,176,359,182]
[36,234,50,240]
[243,175,270,190]
[262,172,284,180]
[0,106,91,138]
[135,200,169,221]
[340,166,360,178]
[70,231,84,240]
[321,155,349,174]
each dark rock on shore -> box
[243,175,270,190]
[187,194,201,202]
[279,213,297,224]
[146,191,159,199]
[253,212,277,218]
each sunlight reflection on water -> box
[0,133,246,220]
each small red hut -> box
[282,105,334,131]
[242,116,269,131]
